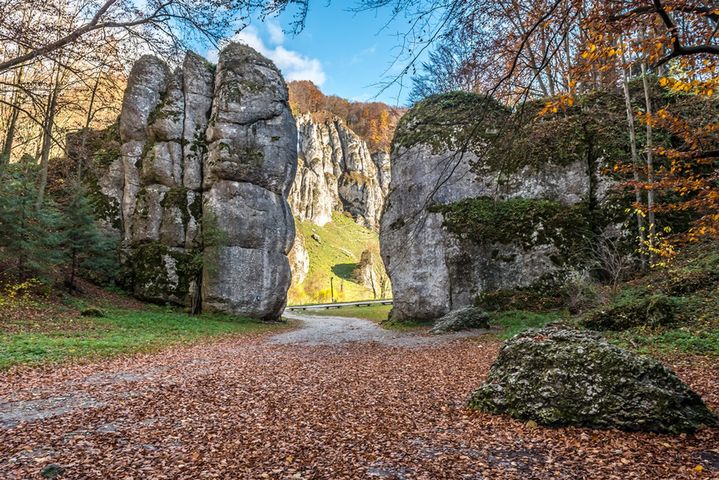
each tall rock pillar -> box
[116,44,296,320]
[202,44,297,320]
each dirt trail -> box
[1,313,717,479]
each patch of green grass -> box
[609,328,719,356]
[304,304,392,322]
[0,306,284,370]
[489,310,567,339]
[290,213,383,304]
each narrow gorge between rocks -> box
[3,6,719,476]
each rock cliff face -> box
[98,44,296,320]
[288,114,388,230]
[380,92,623,321]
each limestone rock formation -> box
[288,234,310,285]
[429,307,490,334]
[93,44,296,319]
[380,92,622,321]
[201,44,296,319]
[469,327,717,433]
[289,114,387,230]
[117,53,212,305]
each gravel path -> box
[274,311,490,346]
[1,313,717,479]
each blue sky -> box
[218,2,428,106]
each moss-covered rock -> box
[477,274,568,312]
[583,293,677,331]
[431,197,596,259]
[469,326,717,433]
[429,307,490,334]
[394,91,509,155]
[128,242,200,304]
[80,307,105,317]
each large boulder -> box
[469,327,717,433]
[380,91,627,322]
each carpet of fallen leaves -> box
[1,333,718,479]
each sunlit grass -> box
[0,306,284,369]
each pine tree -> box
[56,184,117,291]
[0,155,63,282]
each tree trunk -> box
[69,249,77,291]
[1,67,24,165]
[36,63,63,209]
[641,62,656,262]
[619,37,647,270]
[1,107,19,165]
[77,71,102,179]
[191,274,202,315]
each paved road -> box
[285,299,392,311]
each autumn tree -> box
[366,0,719,256]
[288,80,404,152]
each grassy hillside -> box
[473,241,719,356]
[288,213,388,305]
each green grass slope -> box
[289,213,385,305]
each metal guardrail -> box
[286,299,393,311]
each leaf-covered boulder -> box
[429,307,489,334]
[469,327,717,433]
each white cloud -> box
[266,20,285,46]
[233,25,264,52]
[231,24,326,86]
[350,45,376,65]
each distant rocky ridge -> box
[89,44,296,320]
[288,114,390,230]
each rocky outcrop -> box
[98,44,296,319]
[289,114,387,230]
[288,234,310,285]
[200,44,296,319]
[469,327,717,433]
[380,91,624,322]
[352,250,378,290]
[118,54,205,305]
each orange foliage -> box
[288,80,404,152]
